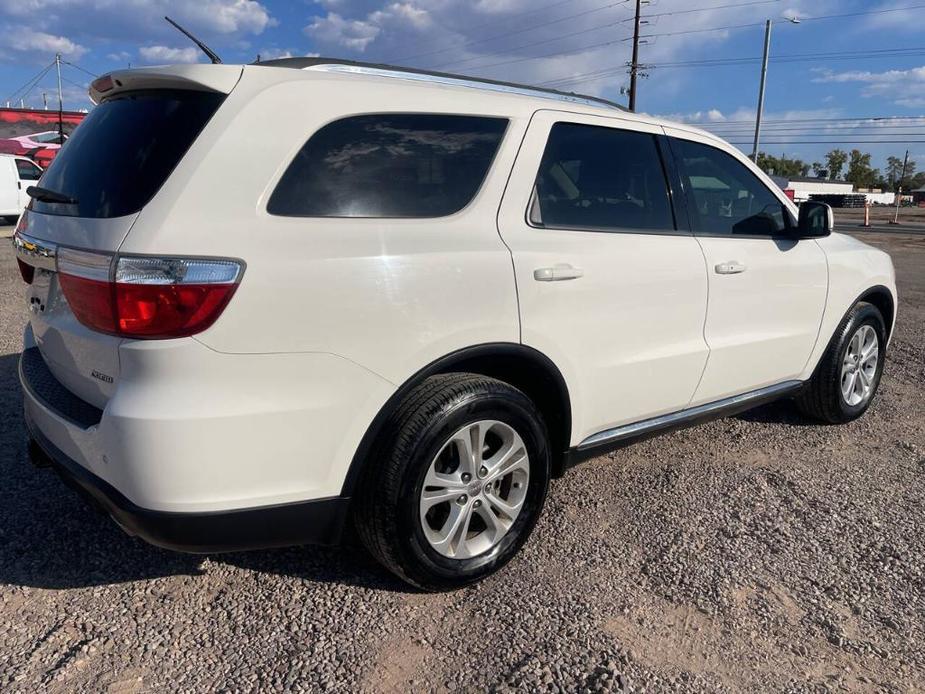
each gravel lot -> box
[0,231,923,693]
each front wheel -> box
[354,374,550,591]
[796,301,886,423]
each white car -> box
[14,60,896,590]
[0,154,42,222]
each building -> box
[783,177,853,203]
[912,186,925,206]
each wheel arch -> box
[858,284,895,342]
[340,343,573,497]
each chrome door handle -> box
[534,264,584,282]
[715,261,747,275]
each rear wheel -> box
[354,374,550,591]
[796,301,886,423]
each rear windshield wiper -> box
[26,185,78,205]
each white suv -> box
[14,60,896,590]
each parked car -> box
[14,60,897,590]
[0,154,42,223]
[0,131,67,168]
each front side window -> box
[529,122,675,232]
[268,114,508,218]
[16,160,42,180]
[673,138,790,236]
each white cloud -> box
[0,26,87,60]
[813,66,925,107]
[305,2,430,53]
[139,45,201,64]
[306,12,381,52]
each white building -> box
[784,177,853,203]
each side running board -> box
[565,380,804,467]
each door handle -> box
[534,264,584,282]
[715,261,747,275]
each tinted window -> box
[268,114,507,218]
[673,138,790,236]
[529,122,674,232]
[33,90,224,218]
[16,160,42,180]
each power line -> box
[434,1,925,80]
[686,115,925,125]
[387,0,593,64]
[726,139,925,145]
[639,1,925,39]
[540,46,925,87]
[4,61,55,104]
[418,0,628,68]
[62,60,98,78]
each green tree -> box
[825,149,848,180]
[886,156,906,188]
[755,152,808,178]
[811,162,826,177]
[846,149,879,189]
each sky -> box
[1,0,923,175]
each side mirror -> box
[797,201,833,238]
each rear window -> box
[267,114,508,218]
[32,90,224,218]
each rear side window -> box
[268,114,508,218]
[32,90,224,218]
[529,122,675,232]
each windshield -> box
[32,89,224,218]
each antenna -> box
[164,16,222,64]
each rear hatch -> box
[16,66,240,410]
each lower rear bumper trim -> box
[26,418,350,553]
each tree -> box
[811,162,826,178]
[825,149,848,180]
[755,152,809,179]
[886,156,905,188]
[846,149,879,189]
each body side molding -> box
[565,380,804,468]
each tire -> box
[354,373,551,591]
[796,301,886,424]
[2,216,18,226]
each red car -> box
[0,130,66,168]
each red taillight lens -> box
[56,247,117,332]
[56,250,242,339]
[115,282,238,337]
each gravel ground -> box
[0,232,923,693]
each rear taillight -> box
[56,249,242,339]
[57,247,116,332]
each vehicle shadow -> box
[0,351,406,592]
[734,397,807,425]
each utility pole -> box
[628,0,642,112]
[751,19,772,162]
[55,53,65,141]
[891,149,909,225]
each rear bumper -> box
[26,419,350,552]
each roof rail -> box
[253,57,627,112]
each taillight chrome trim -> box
[12,230,58,272]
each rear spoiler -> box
[89,64,243,104]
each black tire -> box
[2,216,19,226]
[796,301,886,424]
[354,373,551,591]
